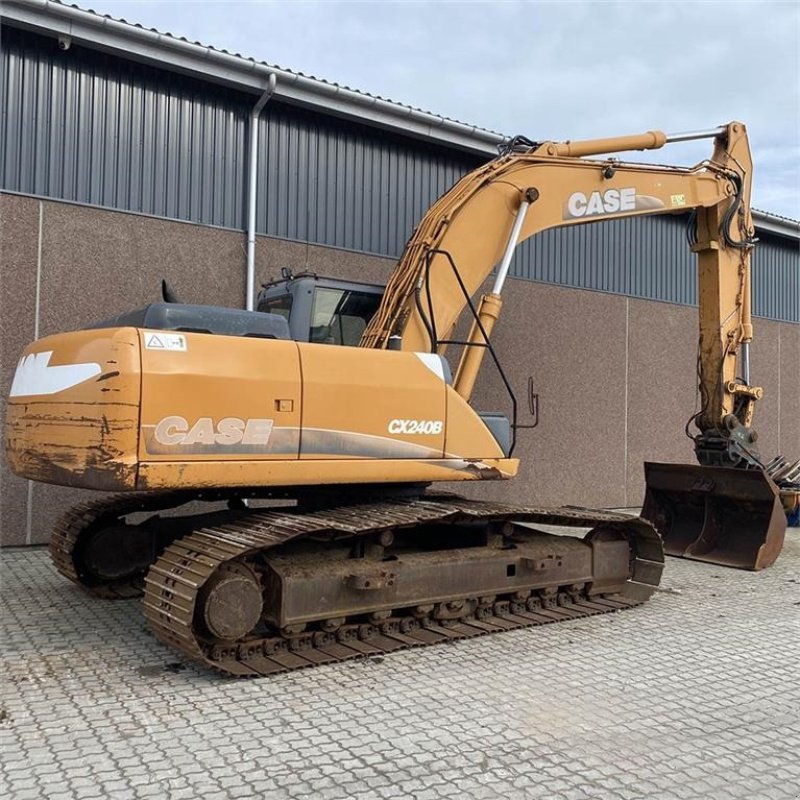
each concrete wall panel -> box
[466,281,629,509]
[625,300,698,506]
[779,323,800,456]
[37,203,247,338]
[255,237,314,292]
[1,195,40,544]
[749,319,782,460]
[253,238,395,300]
[304,243,395,286]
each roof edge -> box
[752,209,800,241]
[1,0,505,156]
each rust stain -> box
[6,402,137,491]
[463,463,503,480]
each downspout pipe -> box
[246,72,277,310]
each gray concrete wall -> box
[2,193,798,545]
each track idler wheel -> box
[200,563,263,641]
[82,524,157,582]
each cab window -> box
[260,293,293,321]
[310,288,382,346]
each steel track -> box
[49,493,663,677]
[50,491,188,598]
[138,496,664,677]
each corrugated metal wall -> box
[256,105,469,256]
[0,25,472,245]
[2,24,798,322]
[512,215,696,305]
[512,220,800,323]
[2,26,249,226]
[752,233,800,324]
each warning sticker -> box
[143,331,187,351]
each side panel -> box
[5,328,141,490]
[298,345,446,459]
[445,387,506,461]
[136,457,518,490]
[5,326,518,493]
[139,332,302,461]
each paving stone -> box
[1,539,799,800]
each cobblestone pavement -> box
[1,530,798,800]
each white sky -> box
[83,0,799,218]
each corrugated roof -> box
[2,0,798,240]
[52,1,504,139]
[1,0,506,155]
[752,209,800,240]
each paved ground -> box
[1,531,798,800]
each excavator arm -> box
[361,122,758,462]
[362,121,786,570]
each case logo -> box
[566,187,636,218]
[564,187,665,220]
[153,416,273,446]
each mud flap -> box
[642,462,786,571]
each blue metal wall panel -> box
[2,25,248,227]
[2,24,798,322]
[751,233,800,324]
[255,106,468,256]
[510,216,798,322]
[511,215,698,304]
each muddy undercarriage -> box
[50,490,663,677]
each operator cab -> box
[257,270,511,453]
[257,269,384,346]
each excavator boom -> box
[361,121,786,569]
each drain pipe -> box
[246,73,277,310]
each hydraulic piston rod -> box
[541,126,725,159]
[491,191,535,295]
[454,191,536,401]
[665,127,727,143]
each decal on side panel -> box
[142,418,447,458]
[143,331,187,351]
[388,419,444,435]
[154,416,273,447]
[143,416,275,454]
[9,351,102,397]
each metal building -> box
[1,0,798,546]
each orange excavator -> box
[5,121,787,677]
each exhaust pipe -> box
[642,462,786,571]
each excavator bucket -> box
[642,462,786,571]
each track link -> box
[142,496,663,677]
